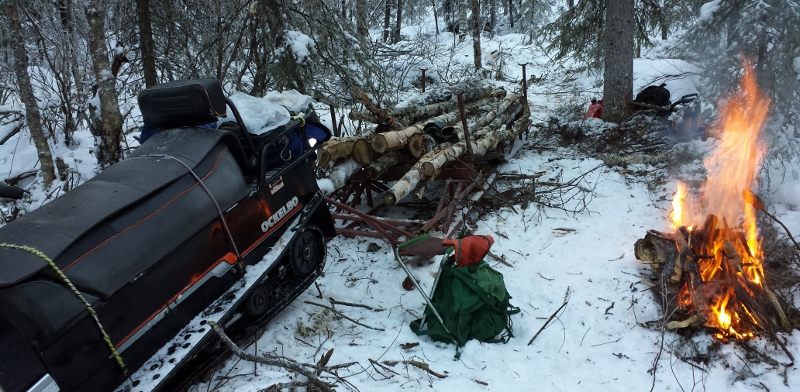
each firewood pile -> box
[318,81,530,207]
[635,217,795,360]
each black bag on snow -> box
[634,83,671,107]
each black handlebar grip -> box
[0,185,24,200]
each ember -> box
[635,60,792,352]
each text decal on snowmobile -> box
[262,197,300,232]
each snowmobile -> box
[632,83,705,143]
[0,78,335,392]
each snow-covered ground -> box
[187,33,800,392]
[2,17,799,392]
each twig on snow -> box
[208,321,336,392]
[304,300,385,331]
[528,287,570,345]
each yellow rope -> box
[0,243,127,375]
[292,113,306,127]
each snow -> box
[700,1,722,21]
[286,30,315,65]
[187,32,800,392]
[794,57,800,78]
[2,12,800,392]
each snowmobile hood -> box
[0,128,247,290]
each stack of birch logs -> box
[318,81,530,206]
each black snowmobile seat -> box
[138,78,227,130]
[0,128,248,299]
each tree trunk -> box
[471,0,482,71]
[393,0,403,44]
[87,2,124,167]
[136,0,158,88]
[356,0,368,37]
[489,0,496,33]
[264,0,308,93]
[458,1,468,39]
[432,0,439,34]
[383,0,392,43]
[567,0,574,8]
[5,1,56,187]
[508,0,514,28]
[602,0,634,123]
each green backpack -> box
[410,259,519,354]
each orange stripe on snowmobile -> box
[63,148,230,271]
[115,204,302,348]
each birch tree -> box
[471,0,482,70]
[4,0,56,186]
[86,0,124,167]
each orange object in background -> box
[585,99,603,118]
[442,235,495,267]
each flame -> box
[670,182,687,230]
[669,58,770,340]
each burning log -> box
[635,214,791,344]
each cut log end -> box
[353,139,373,165]
[383,192,398,206]
[408,134,426,158]
[370,134,388,154]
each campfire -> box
[635,61,792,351]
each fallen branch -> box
[382,360,447,379]
[328,297,385,312]
[528,287,571,345]
[208,321,336,392]
[304,300,385,331]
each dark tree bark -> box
[431,0,439,34]
[393,0,403,44]
[136,0,158,88]
[356,0,368,37]
[86,1,124,167]
[5,0,56,186]
[508,0,514,28]
[471,0,482,70]
[489,0,496,32]
[383,0,392,42]
[568,0,574,8]
[602,0,634,123]
[444,0,455,31]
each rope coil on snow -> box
[0,243,128,375]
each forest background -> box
[0,0,798,198]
